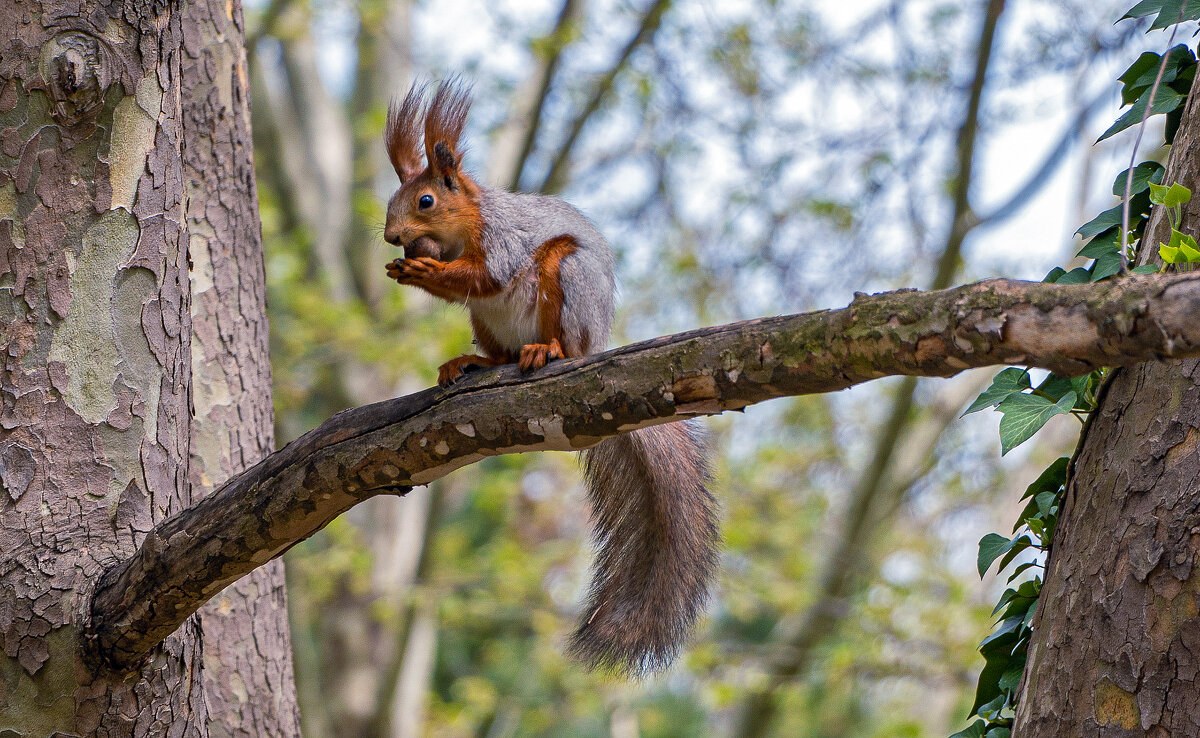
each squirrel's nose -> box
[384,227,403,246]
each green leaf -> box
[1077,227,1120,259]
[1166,182,1191,208]
[1131,263,1161,274]
[978,533,1015,578]
[991,588,1019,616]
[1122,0,1168,21]
[1034,491,1058,516]
[1076,205,1125,238]
[1035,374,1074,402]
[1021,458,1069,500]
[971,655,1011,714]
[997,392,1077,455]
[1161,242,1184,263]
[1149,0,1200,28]
[1098,88,1186,142]
[1112,162,1165,196]
[1177,231,1200,262]
[980,616,1025,654]
[1091,251,1122,281]
[963,368,1031,416]
[986,728,1013,738]
[949,720,987,738]
[998,660,1026,692]
[1053,267,1092,285]
[1070,374,1094,407]
[1006,561,1038,583]
[977,693,1007,720]
[1120,46,1194,103]
[996,535,1034,573]
[1043,266,1066,283]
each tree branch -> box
[86,272,1200,671]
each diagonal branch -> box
[537,0,671,195]
[487,0,586,190]
[86,272,1200,672]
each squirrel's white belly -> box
[467,273,541,352]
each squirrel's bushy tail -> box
[571,420,718,676]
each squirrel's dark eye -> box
[418,194,434,210]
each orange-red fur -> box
[436,315,515,385]
[533,235,582,357]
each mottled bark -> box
[1015,74,1200,735]
[179,0,300,734]
[0,0,296,734]
[89,271,1200,670]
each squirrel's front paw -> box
[386,256,445,285]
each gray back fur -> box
[478,187,615,353]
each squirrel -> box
[380,80,719,675]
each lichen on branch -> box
[87,272,1200,671]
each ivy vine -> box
[953,4,1198,736]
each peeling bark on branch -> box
[88,272,1200,670]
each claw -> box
[518,339,564,372]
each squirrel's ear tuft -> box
[386,82,428,183]
[424,77,472,184]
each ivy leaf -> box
[1070,374,1094,406]
[977,693,1007,720]
[1034,491,1058,516]
[998,660,1025,692]
[1006,561,1039,582]
[1112,161,1166,196]
[986,728,1013,738]
[1052,267,1092,285]
[979,533,1016,577]
[997,392,1077,455]
[1091,251,1123,281]
[949,720,987,738]
[1160,242,1183,263]
[980,616,1025,654]
[1122,0,1200,29]
[1122,0,1169,21]
[1076,204,1125,238]
[972,656,1012,714]
[1149,181,1192,208]
[996,535,1034,573]
[964,368,1031,416]
[1021,457,1069,500]
[1119,46,1194,103]
[1118,51,1165,103]
[1178,231,1200,261]
[992,587,1019,616]
[1077,227,1120,259]
[1099,87,1186,142]
[1036,374,1070,398]
[1149,0,1200,29]
[1131,263,1161,274]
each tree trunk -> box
[0,0,299,734]
[1014,73,1200,735]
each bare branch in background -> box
[488,0,586,189]
[975,88,1111,228]
[733,1,1007,733]
[86,271,1200,671]
[277,30,356,301]
[538,0,671,194]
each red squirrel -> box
[381,80,719,675]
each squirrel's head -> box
[383,79,481,261]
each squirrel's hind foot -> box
[518,340,564,373]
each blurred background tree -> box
[244,0,1159,734]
